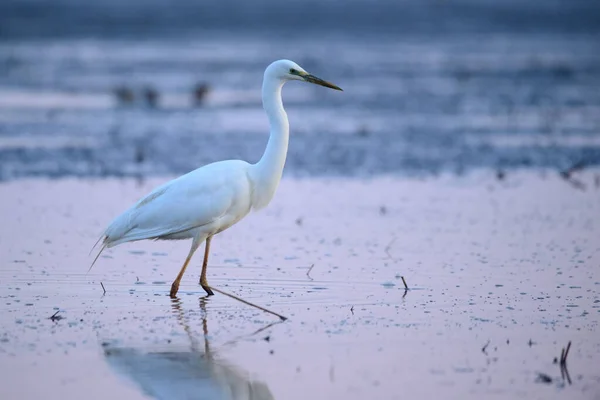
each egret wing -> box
[105,165,241,245]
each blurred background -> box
[0,0,599,180]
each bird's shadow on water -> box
[102,297,279,400]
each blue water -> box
[0,0,599,180]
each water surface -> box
[1,174,598,399]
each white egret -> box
[91,59,342,303]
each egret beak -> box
[303,74,343,91]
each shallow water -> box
[1,173,599,399]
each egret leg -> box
[199,236,214,296]
[170,237,202,298]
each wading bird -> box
[91,60,342,299]
[192,82,211,106]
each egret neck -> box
[249,74,289,209]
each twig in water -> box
[562,362,572,385]
[401,276,408,290]
[558,341,573,385]
[560,341,572,366]
[564,341,572,364]
[564,177,586,191]
[49,311,63,322]
[209,286,287,321]
[350,306,354,315]
[100,282,106,294]
[560,161,587,191]
[561,160,586,178]
[306,264,315,281]
[537,341,573,386]
[482,340,490,355]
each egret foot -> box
[201,284,214,296]
[170,282,179,298]
[200,276,214,296]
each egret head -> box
[265,59,342,91]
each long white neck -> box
[249,76,289,209]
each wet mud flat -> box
[2,31,600,181]
[0,172,599,399]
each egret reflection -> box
[103,298,275,400]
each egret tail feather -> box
[89,234,104,256]
[88,240,108,274]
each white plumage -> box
[104,160,252,246]
[91,59,342,298]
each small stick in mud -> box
[560,341,572,366]
[49,311,63,322]
[482,340,490,355]
[306,264,315,280]
[209,286,288,321]
[553,341,573,385]
[562,362,572,385]
[560,161,587,191]
[561,160,586,179]
[401,276,408,290]
[100,282,106,294]
[538,341,574,386]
